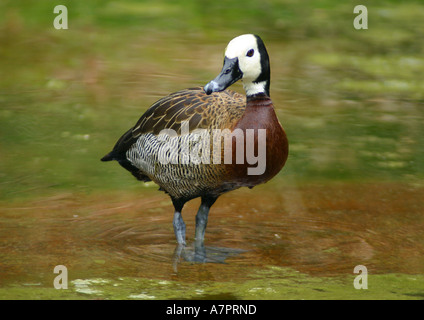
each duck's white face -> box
[204,34,270,97]
[224,34,262,84]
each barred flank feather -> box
[103,87,246,200]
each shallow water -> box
[1,181,423,299]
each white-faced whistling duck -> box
[101,34,288,246]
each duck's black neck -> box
[250,35,271,98]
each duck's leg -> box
[172,199,186,245]
[195,195,218,242]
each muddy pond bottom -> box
[1,182,423,299]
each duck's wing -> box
[101,87,245,180]
[133,87,245,135]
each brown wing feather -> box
[132,87,245,136]
[103,86,245,165]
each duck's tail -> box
[100,151,115,162]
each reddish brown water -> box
[1,181,423,290]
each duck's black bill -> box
[204,57,242,95]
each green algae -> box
[1,266,423,300]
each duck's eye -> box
[246,49,254,57]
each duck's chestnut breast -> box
[226,95,288,187]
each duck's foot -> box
[173,240,247,271]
